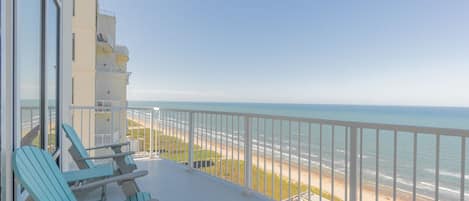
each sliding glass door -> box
[46,0,59,153]
[15,0,60,152]
[14,0,61,199]
[16,0,42,148]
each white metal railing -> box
[70,106,469,201]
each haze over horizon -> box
[100,0,469,107]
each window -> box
[16,0,43,148]
[15,0,60,153]
[72,33,75,61]
[46,0,59,153]
[73,0,75,16]
[72,78,74,104]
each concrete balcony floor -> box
[79,158,270,201]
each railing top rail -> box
[157,108,469,136]
[69,105,469,136]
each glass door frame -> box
[12,0,62,200]
[1,0,14,200]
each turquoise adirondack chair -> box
[12,146,156,201]
[62,124,142,196]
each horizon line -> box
[127,99,469,109]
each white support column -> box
[149,109,154,158]
[244,116,252,193]
[188,112,194,170]
[349,126,358,201]
[1,1,14,200]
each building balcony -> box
[68,106,469,201]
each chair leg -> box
[100,185,107,201]
[120,180,140,197]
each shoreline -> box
[127,118,432,201]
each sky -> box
[99,0,469,107]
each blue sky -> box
[99,0,469,107]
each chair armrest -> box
[85,142,130,151]
[63,165,114,183]
[70,170,148,192]
[78,151,135,161]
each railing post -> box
[349,126,358,201]
[244,116,252,194]
[188,112,194,171]
[149,109,154,158]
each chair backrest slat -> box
[62,124,95,168]
[13,146,77,201]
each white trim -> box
[60,0,72,171]
[1,0,14,200]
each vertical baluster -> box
[257,118,260,192]
[435,134,440,201]
[360,128,363,201]
[88,109,91,149]
[176,112,180,162]
[331,125,335,201]
[188,112,194,170]
[461,136,466,201]
[165,111,169,159]
[130,110,133,148]
[30,109,34,134]
[245,116,253,192]
[280,120,283,200]
[375,129,379,201]
[182,112,185,162]
[393,130,397,201]
[140,110,143,153]
[80,109,83,141]
[298,122,301,199]
[308,123,312,201]
[412,132,418,201]
[319,124,323,201]
[238,115,241,185]
[225,115,229,179]
[288,120,292,201]
[160,110,163,156]
[163,111,167,159]
[264,118,267,195]
[350,127,358,201]
[169,112,173,160]
[215,114,219,177]
[205,113,209,172]
[272,119,275,200]
[232,115,235,182]
[345,127,348,201]
[210,114,214,175]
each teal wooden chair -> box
[12,146,157,201]
[62,123,143,196]
[62,124,137,174]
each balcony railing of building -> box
[70,105,469,201]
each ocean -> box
[130,101,469,200]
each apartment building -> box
[95,13,131,145]
[72,2,130,147]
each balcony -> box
[78,159,269,201]
[69,106,469,201]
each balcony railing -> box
[70,105,469,201]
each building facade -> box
[72,2,130,147]
[95,13,131,145]
[71,0,97,151]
